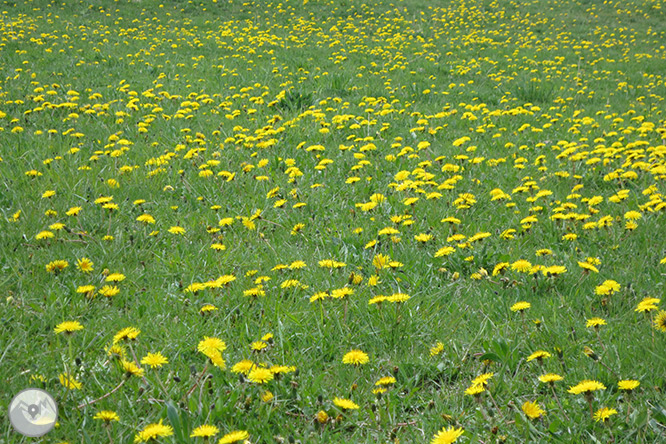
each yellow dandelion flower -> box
[635,297,660,313]
[200,304,218,314]
[539,373,563,384]
[190,425,219,438]
[472,372,494,386]
[595,280,620,296]
[106,344,126,360]
[99,285,120,297]
[218,430,249,444]
[231,360,256,375]
[59,373,82,390]
[430,341,444,356]
[309,291,329,302]
[618,380,640,391]
[594,407,618,422]
[198,336,226,354]
[134,420,173,443]
[46,260,69,273]
[415,233,433,242]
[510,301,531,312]
[586,317,607,328]
[316,410,329,423]
[248,367,274,384]
[250,341,268,352]
[54,321,83,334]
[113,327,140,344]
[624,211,641,220]
[342,349,369,365]
[105,273,126,282]
[430,426,464,444]
[568,380,606,395]
[168,226,186,235]
[511,260,532,272]
[464,384,485,396]
[375,376,396,386]
[141,352,168,369]
[136,214,156,224]
[76,285,96,295]
[522,400,545,419]
[654,310,666,332]
[121,360,145,378]
[526,350,552,362]
[36,230,55,240]
[333,397,359,410]
[387,292,410,303]
[578,261,599,273]
[93,411,120,422]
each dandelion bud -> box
[583,346,599,361]
[316,410,328,423]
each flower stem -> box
[625,395,632,422]
[77,378,127,409]
[67,336,74,369]
[594,329,607,353]
[487,390,503,420]
[105,424,114,444]
[550,384,570,421]
[586,394,594,419]
[153,369,170,398]
[185,362,209,400]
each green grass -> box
[1,0,665,443]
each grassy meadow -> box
[1,0,666,442]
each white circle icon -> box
[9,388,58,437]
